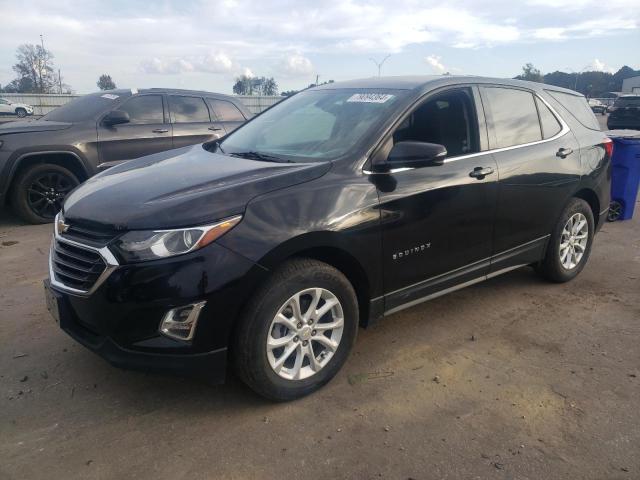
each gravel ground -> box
[1,201,639,480]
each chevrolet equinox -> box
[44,76,612,400]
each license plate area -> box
[44,280,61,324]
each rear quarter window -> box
[546,91,600,131]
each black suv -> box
[44,77,611,400]
[0,88,251,223]
[607,95,640,130]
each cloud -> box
[425,55,446,74]
[279,53,314,76]
[589,58,615,73]
[139,51,235,75]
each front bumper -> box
[46,237,267,382]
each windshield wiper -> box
[229,151,292,163]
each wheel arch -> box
[254,234,374,328]
[573,188,600,226]
[5,151,89,205]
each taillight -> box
[603,138,614,159]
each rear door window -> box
[169,96,211,123]
[483,87,542,148]
[207,99,246,122]
[546,91,600,131]
[536,97,562,139]
[118,95,164,124]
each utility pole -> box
[369,55,391,77]
[315,74,319,86]
[58,69,62,94]
[37,34,45,93]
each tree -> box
[515,63,544,83]
[233,75,278,95]
[11,44,58,93]
[97,74,116,90]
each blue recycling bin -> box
[607,130,640,221]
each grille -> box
[61,223,119,247]
[52,240,107,292]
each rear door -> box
[168,95,226,149]
[205,98,247,134]
[479,86,580,273]
[97,94,172,168]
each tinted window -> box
[118,95,163,124]
[484,87,542,148]
[614,96,640,107]
[169,96,210,123]
[0,99,9,105]
[393,89,479,157]
[536,97,561,139]
[546,91,600,130]
[207,99,245,121]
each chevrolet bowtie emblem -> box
[57,219,70,235]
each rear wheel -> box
[536,198,594,283]
[10,164,79,224]
[15,108,27,118]
[233,258,358,401]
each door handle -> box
[152,128,169,133]
[469,166,494,179]
[556,147,573,158]
[208,126,223,131]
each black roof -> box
[315,75,581,96]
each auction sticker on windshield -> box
[347,93,394,103]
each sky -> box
[0,0,639,94]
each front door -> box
[97,94,172,168]
[168,95,226,149]
[372,87,498,313]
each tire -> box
[15,108,27,118]
[10,163,79,224]
[536,198,594,283]
[233,258,359,401]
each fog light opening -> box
[159,301,206,341]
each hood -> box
[63,144,331,230]
[0,119,72,135]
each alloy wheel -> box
[266,288,344,381]
[27,172,76,219]
[559,213,589,270]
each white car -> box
[0,98,34,118]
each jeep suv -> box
[0,88,251,223]
[44,77,612,400]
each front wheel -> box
[15,108,27,118]
[233,259,358,401]
[536,198,594,283]
[10,164,80,224]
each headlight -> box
[112,215,242,262]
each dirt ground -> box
[0,200,639,480]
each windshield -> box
[614,97,640,107]
[42,93,127,122]
[219,89,406,162]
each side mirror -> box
[378,141,447,171]
[103,110,130,126]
